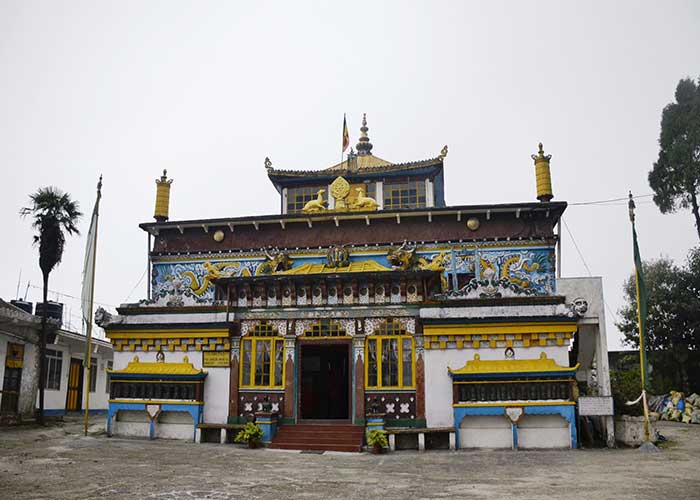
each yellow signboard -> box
[202,351,229,367]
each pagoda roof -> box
[276,260,391,275]
[266,155,444,184]
[108,355,207,379]
[448,352,578,380]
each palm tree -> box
[20,187,82,424]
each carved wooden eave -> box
[139,202,567,237]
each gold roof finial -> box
[356,113,373,156]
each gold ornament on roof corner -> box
[213,230,225,242]
[439,145,448,160]
[466,217,480,231]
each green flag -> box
[630,195,650,391]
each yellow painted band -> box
[424,322,577,336]
[108,329,229,339]
[109,399,203,405]
[453,379,572,385]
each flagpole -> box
[628,192,651,443]
[84,176,102,436]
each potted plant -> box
[366,429,388,454]
[234,422,264,449]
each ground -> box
[1,418,699,500]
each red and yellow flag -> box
[342,114,349,152]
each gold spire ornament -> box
[531,143,553,202]
[154,169,173,221]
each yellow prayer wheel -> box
[154,169,173,221]
[531,143,553,202]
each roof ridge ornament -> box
[439,145,448,160]
[356,113,373,156]
[264,157,273,172]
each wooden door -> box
[1,343,24,414]
[65,358,84,412]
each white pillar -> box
[220,428,227,444]
[425,179,434,208]
[388,433,396,451]
[417,432,425,452]
[376,181,383,209]
[282,188,288,214]
[449,432,456,450]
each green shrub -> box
[366,429,388,448]
[234,422,263,447]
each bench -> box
[196,423,246,444]
[385,427,456,451]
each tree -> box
[617,251,700,392]
[649,77,700,240]
[20,187,82,424]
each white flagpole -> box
[83,176,102,436]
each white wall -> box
[424,346,570,428]
[459,415,512,448]
[517,414,570,449]
[39,342,112,412]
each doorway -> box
[299,343,349,420]
[65,358,84,412]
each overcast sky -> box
[1,0,699,348]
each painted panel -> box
[148,244,556,307]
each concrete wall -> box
[424,346,569,428]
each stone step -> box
[268,442,362,453]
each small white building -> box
[42,329,113,417]
[0,299,41,423]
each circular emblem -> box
[213,230,225,242]
[466,218,480,231]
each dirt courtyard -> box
[1,417,699,500]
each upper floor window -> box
[287,186,326,214]
[383,180,426,210]
[241,321,285,388]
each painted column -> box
[415,333,426,425]
[353,336,365,424]
[229,337,240,423]
[283,336,296,423]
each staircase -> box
[268,423,364,452]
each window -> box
[383,179,426,210]
[89,357,97,393]
[366,320,415,389]
[287,186,326,214]
[105,361,113,393]
[302,319,347,338]
[240,321,285,388]
[45,349,63,391]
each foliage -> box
[234,422,263,447]
[20,187,82,278]
[610,364,644,416]
[648,77,700,240]
[366,429,388,448]
[616,253,700,351]
[617,249,700,394]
